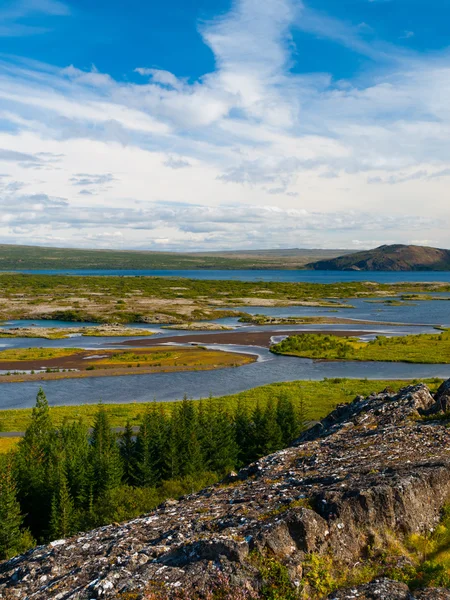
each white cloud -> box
[0,0,449,249]
[0,0,69,37]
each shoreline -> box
[120,328,379,349]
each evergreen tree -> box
[136,411,157,487]
[59,419,91,509]
[0,457,28,560]
[15,388,55,540]
[234,400,253,467]
[172,397,204,477]
[90,405,123,498]
[261,399,283,455]
[276,394,298,446]
[163,416,180,480]
[207,404,238,474]
[120,421,137,486]
[49,468,75,540]
[296,393,309,435]
[248,402,266,462]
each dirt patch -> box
[121,329,375,349]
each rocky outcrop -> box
[1,382,450,599]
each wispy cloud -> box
[0,0,69,37]
[0,0,449,248]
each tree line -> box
[0,390,306,560]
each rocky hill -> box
[307,244,450,271]
[2,381,450,599]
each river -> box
[1,271,449,408]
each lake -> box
[1,269,449,409]
[7,269,450,283]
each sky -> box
[0,0,449,251]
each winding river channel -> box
[1,270,450,408]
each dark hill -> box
[308,244,450,271]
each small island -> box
[271,330,450,363]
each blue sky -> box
[0,0,449,249]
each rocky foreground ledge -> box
[2,381,450,599]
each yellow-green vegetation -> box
[272,331,450,363]
[0,273,449,324]
[98,350,175,364]
[0,438,21,453]
[0,326,155,340]
[96,348,250,369]
[0,378,442,433]
[0,347,81,362]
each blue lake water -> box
[0,314,446,408]
[230,297,450,327]
[1,269,449,408]
[6,269,450,283]
[1,349,448,410]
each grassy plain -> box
[0,244,351,270]
[0,378,442,434]
[1,273,449,324]
[272,331,450,363]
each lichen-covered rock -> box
[435,379,450,413]
[328,579,450,600]
[327,578,412,599]
[1,381,450,599]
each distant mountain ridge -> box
[308,244,450,271]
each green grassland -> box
[0,244,349,271]
[272,331,450,363]
[0,378,443,433]
[1,272,449,324]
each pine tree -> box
[234,400,253,467]
[296,392,309,435]
[261,399,283,455]
[206,403,238,474]
[163,416,180,480]
[136,411,156,487]
[174,398,204,477]
[90,405,123,497]
[248,402,265,462]
[276,393,298,446]
[0,457,26,560]
[15,388,55,540]
[120,421,137,486]
[49,468,75,540]
[59,419,91,510]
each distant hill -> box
[0,244,351,271]
[307,244,450,271]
